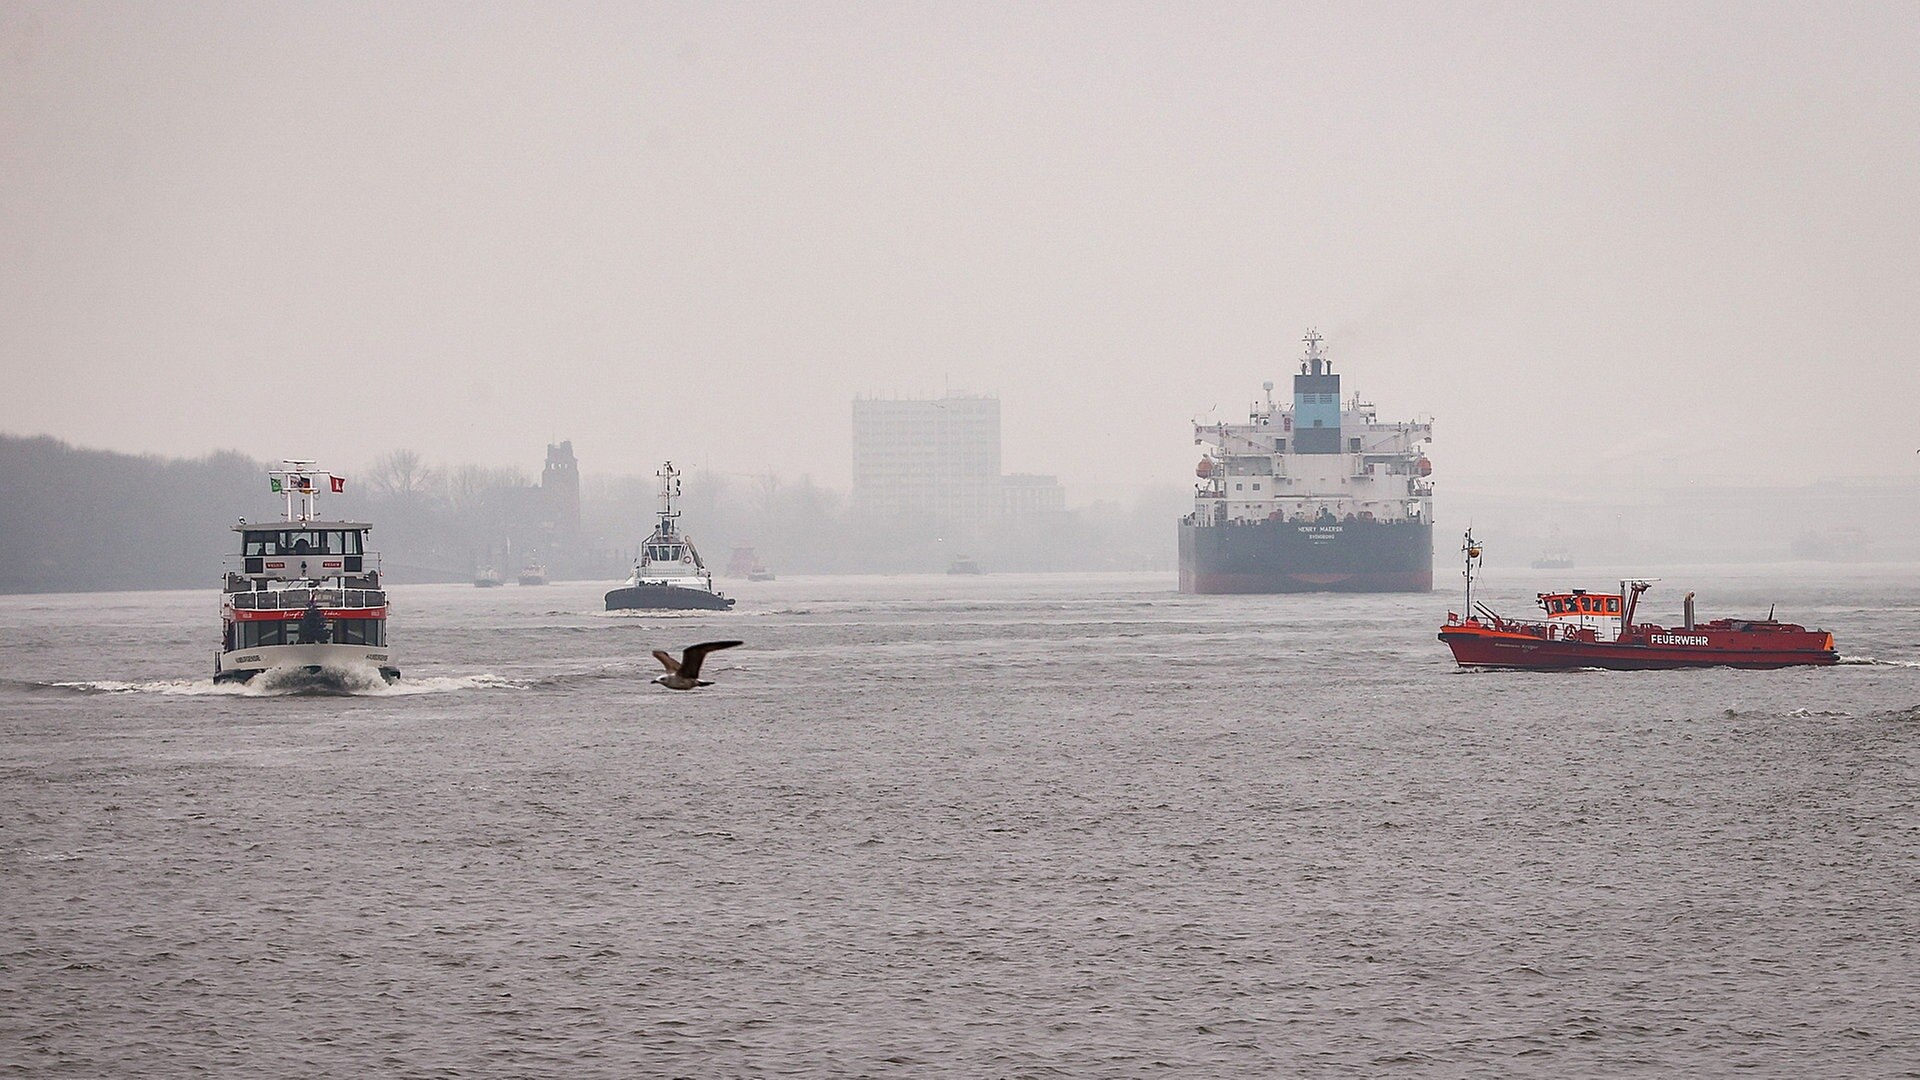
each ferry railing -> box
[226,588,387,611]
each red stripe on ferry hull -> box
[1439,627,1837,670]
[1181,569,1433,594]
[230,608,387,621]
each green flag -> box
[270,477,283,493]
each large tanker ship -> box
[1179,330,1435,593]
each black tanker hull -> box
[604,584,736,611]
[1179,518,1433,593]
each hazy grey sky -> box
[3,2,1915,495]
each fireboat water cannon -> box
[1438,541,1836,670]
[1618,578,1661,635]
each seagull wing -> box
[678,639,743,679]
[651,649,681,673]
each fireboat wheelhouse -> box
[215,461,399,685]
[1438,531,1837,670]
[604,462,735,612]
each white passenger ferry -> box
[215,460,399,685]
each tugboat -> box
[605,462,735,612]
[474,566,503,588]
[216,461,399,684]
[1439,531,1837,670]
[517,562,549,586]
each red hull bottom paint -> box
[1438,624,1838,670]
[1183,570,1433,594]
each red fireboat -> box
[1438,531,1837,670]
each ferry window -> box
[342,532,363,555]
[1349,438,1362,452]
[1252,483,1261,491]
[244,533,271,556]
[1234,483,1243,491]
[1607,597,1620,614]
[1274,439,1286,452]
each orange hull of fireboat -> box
[1439,616,1838,670]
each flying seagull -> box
[651,640,743,690]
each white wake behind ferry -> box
[215,460,399,685]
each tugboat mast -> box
[656,461,682,538]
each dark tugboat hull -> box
[604,584,735,611]
[1180,517,1433,594]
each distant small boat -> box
[474,567,503,588]
[729,544,776,581]
[1531,526,1574,570]
[947,555,984,575]
[517,563,548,586]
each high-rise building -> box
[851,394,1002,526]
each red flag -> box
[330,475,346,493]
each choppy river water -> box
[2,566,1917,1076]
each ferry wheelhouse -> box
[215,461,398,684]
[1438,532,1837,670]
[605,462,735,612]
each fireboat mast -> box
[1461,529,1483,615]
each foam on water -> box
[43,668,533,697]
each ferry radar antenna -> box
[269,458,323,522]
